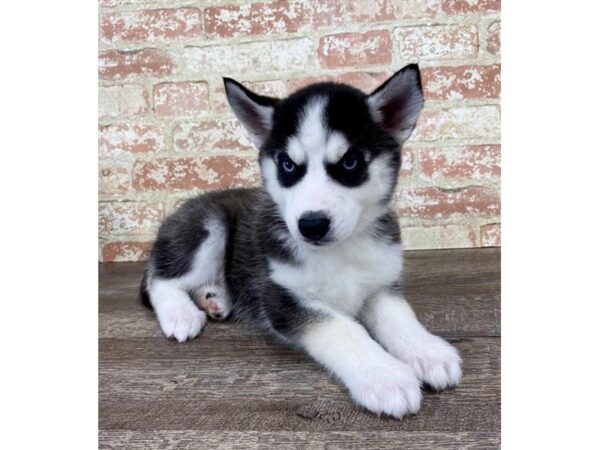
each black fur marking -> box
[257,82,403,193]
[325,148,369,187]
[256,202,299,264]
[261,282,325,338]
[325,84,399,159]
[147,188,270,284]
[260,83,375,158]
[140,269,151,309]
[275,151,307,187]
[262,84,327,155]
[150,206,210,280]
[372,212,401,244]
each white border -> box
[1,2,98,448]
[503,1,600,447]
[2,0,600,447]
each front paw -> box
[403,336,462,391]
[156,299,207,343]
[347,358,422,418]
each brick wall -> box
[99,0,501,262]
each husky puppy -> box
[140,64,462,418]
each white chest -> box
[269,239,403,317]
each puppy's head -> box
[224,64,424,247]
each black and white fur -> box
[140,64,462,418]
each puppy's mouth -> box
[304,237,334,247]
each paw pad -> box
[195,286,232,321]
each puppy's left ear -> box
[367,64,424,145]
[223,77,280,148]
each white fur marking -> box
[301,314,421,418]
[149,220,227,342]
[149,280,207,342]
[362,293,463,390]
[294,98,328,157]
[270,238,403,317]
[324,131,350,163]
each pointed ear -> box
[223,78,279,148]
[366,64,424,145]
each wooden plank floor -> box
[99,248,500,449]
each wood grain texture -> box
[99,248,500,338]
[99,248,500,449]
[99,431,500,449]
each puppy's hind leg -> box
[195,285,232,321]
[145,218,229,341]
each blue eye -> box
[342,156,358,171]
[281,159,296,173]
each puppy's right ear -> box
[223,78,279,148]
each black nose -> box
[298,211,330,241]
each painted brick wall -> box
[98,0,501,262]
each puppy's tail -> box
[140,267,152,309]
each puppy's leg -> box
[195,284,232,321]
[266,289,421,418]
[149,279,207,342]
[361,291,462,391]
[145,219,227,341]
